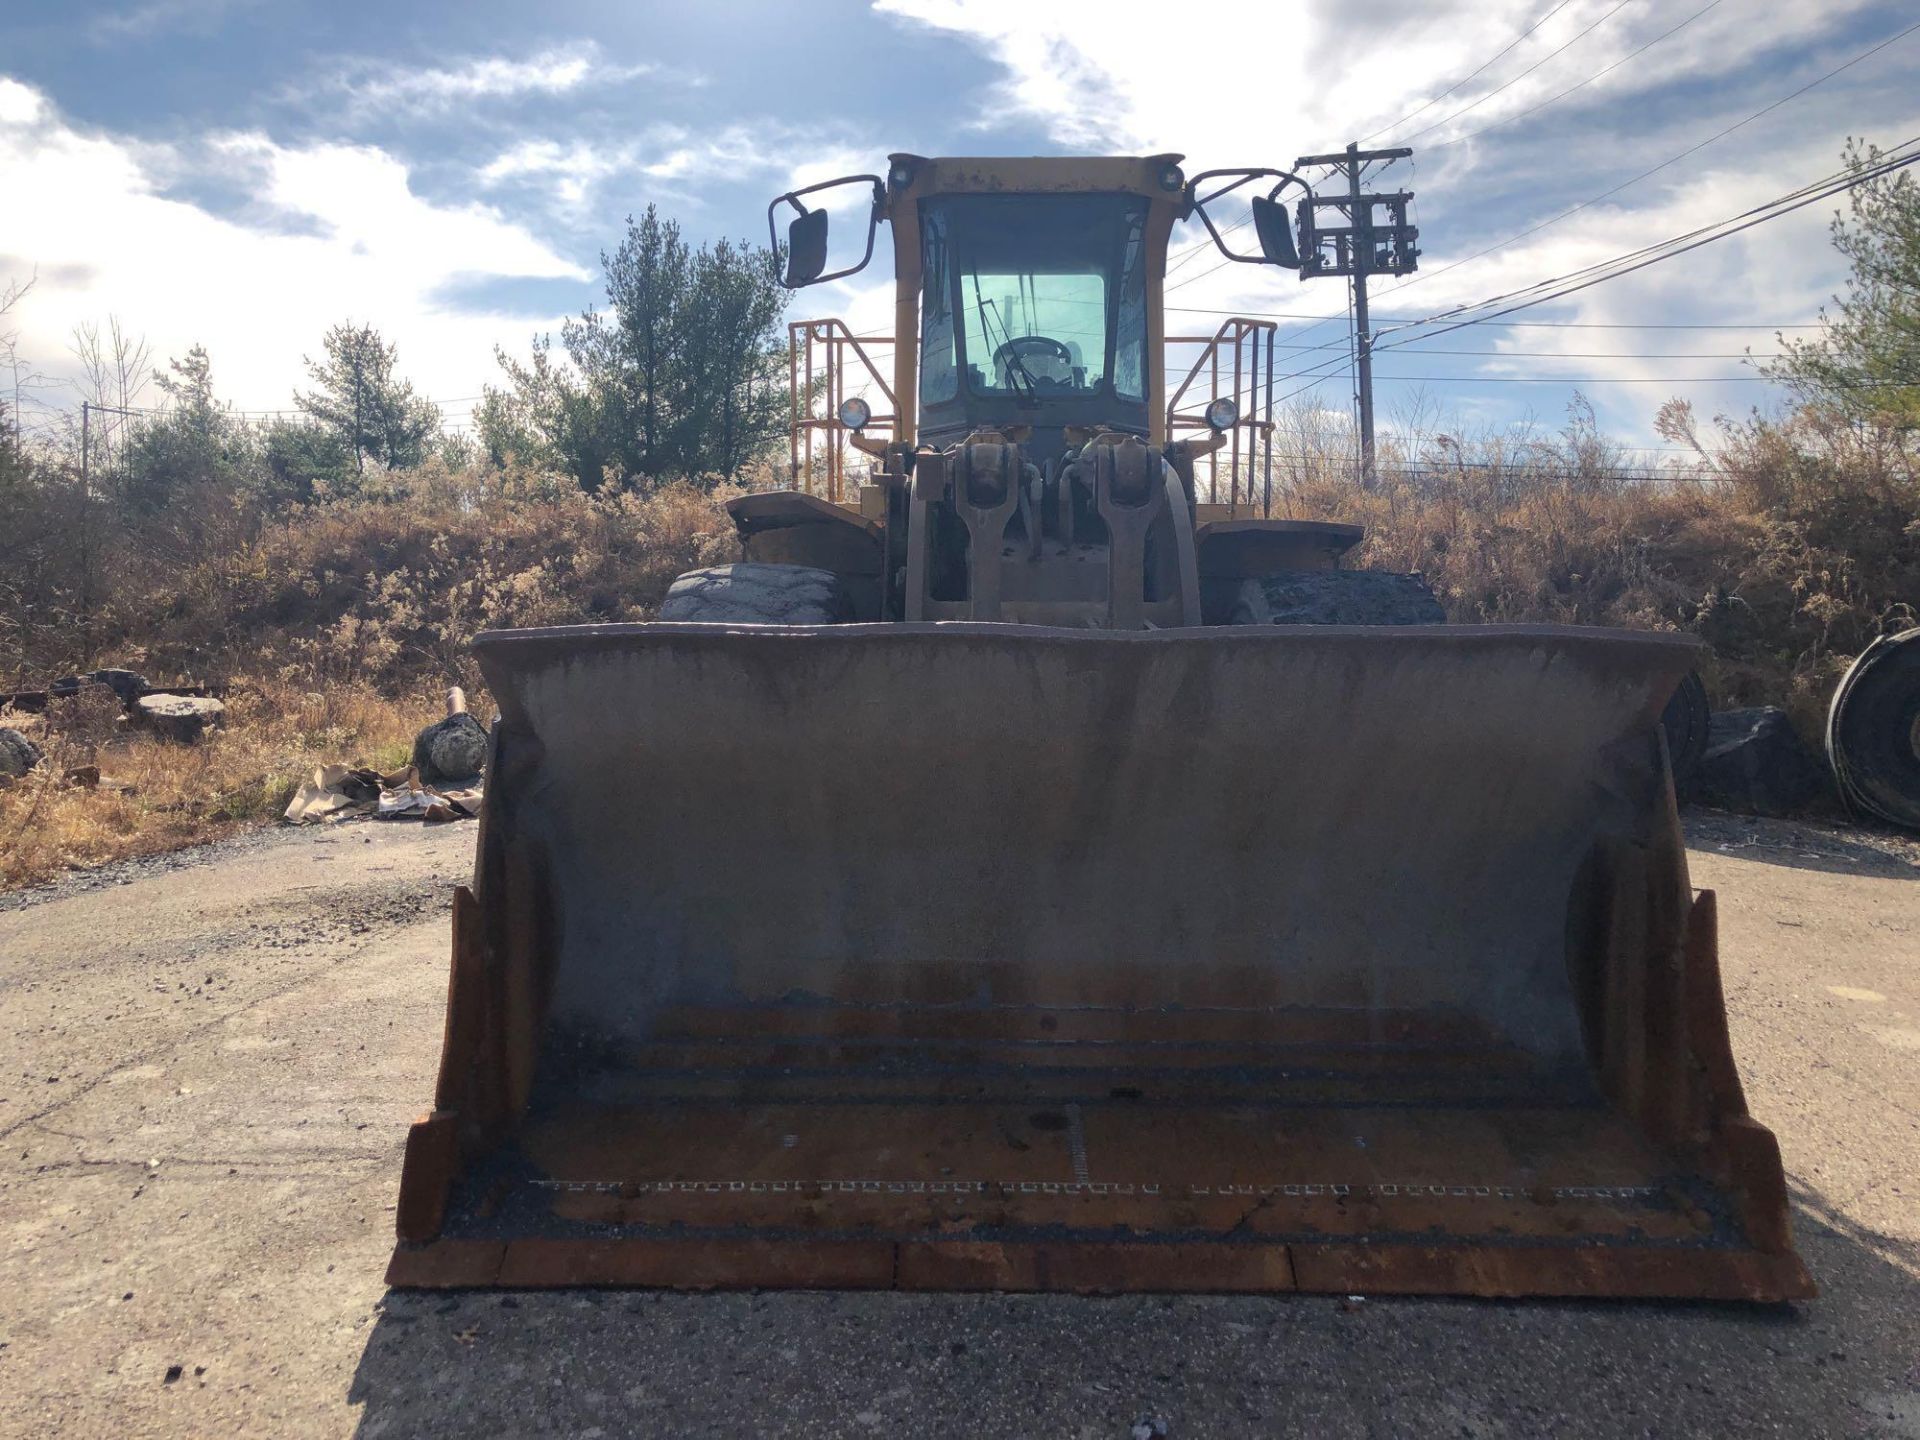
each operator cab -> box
[916,192,1152,456]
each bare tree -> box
[69,317,153,477]
[0,271,37,450]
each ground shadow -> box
[345,1179,1919,1439]
[1684,808,1919,880]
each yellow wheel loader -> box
[388,154,1811,1300]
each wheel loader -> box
[387,154,1811,1300]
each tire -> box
[1226,569,1446,626]
[1660,669,1711,799]
[657,563,855,625]
[1826,627,1920,831]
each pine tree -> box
[487,206,790,490]
[295,323,441,473]
[1770,140,1920,429]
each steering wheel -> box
[995,336,1074,371]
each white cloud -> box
[870,0,1905,441]
[475,127,875,221]
[0,78,43,126]
[88,0,258,43]
[480,138,640,212]
[874,0,1887,165]
[303,43,650,122]
[0,78,590,419]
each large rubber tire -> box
[1660,669,1711,800]
[1827,627,1920,832]
[658,563,854,625]
[1226,569,1446,626]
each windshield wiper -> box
[969,280,1039,407]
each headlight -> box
[1157,162,1185,193]
[1204,397,1239,431]
[838,397,872,431]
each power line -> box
[1394,0,1638,146]
[1381,16,1920,299]
[1287,346,1772,358]
[1169,306,1824,331]
[1359,0,1582,144]
[1165,218,1248,281]
[1204,15,1920,357]
[1386,140,1920,343]
[1377,139,1920,350]
[1431,0,1725,149]
[1370,372,1789,383]
[51,393,489,419]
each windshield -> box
[920,193,1150,408]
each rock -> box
[1230,569,1447,626]
[1696,706,1829,817]
[413,712,489,784]
[136,694,224,744]
[0,727,41,778]
[52,668,148,705]
[63,764,100,789]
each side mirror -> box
[785,208,830,288]
[766,174,885,290]
[1251,195,1299,269]
[1185,168,1306,271]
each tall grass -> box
[1256,396,1919,738]
[0,677,425,888]
[0,461,745,888]
[3,403,1915,887]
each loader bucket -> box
[389,622,1812,1300]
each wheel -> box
[1826,627,1920,831]
[1226,569,1446,626]
[657,563,854,625]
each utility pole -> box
[79,399,94,667]
[1294,142,1420,488]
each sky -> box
[1,0,1917,459]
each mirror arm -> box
[1184,167,1309,266]
[766,173,887,290]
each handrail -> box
[789,320,896,502]
[788,313,1278,514]
[1166,317,1278,515]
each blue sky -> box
[2,0,1916,456]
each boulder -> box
[1696,706,1829,817]
[0,727,41,779]
[136,694,224,743]
[413,712,488,784]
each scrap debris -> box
[284,689,486,825]
[284,764,481,825]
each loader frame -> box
[385,152,1812,1303]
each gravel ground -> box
[0,812,1914,1438]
